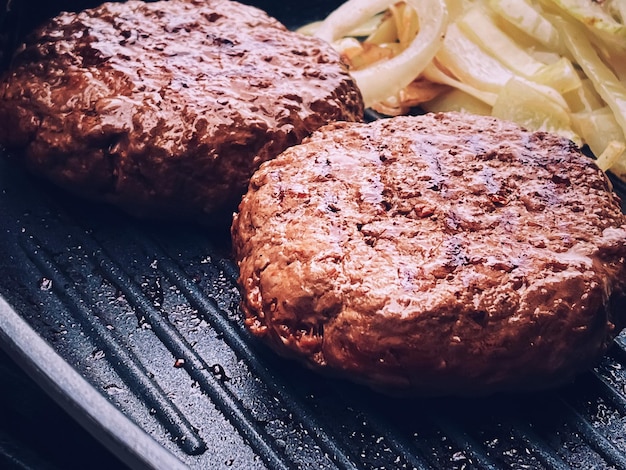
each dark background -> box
[0,347,126,469]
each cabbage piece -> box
[457,6,546,76]
[553,16,626,142]
[489,0,564,53]
[422,88,493,115]
[458,5,581,93]
[315,0,449,107]
[492,77,581,145]
[529,56,582,94]
[595,140,626,172]
[423,62,499,105]
[434,23,513,94]
[547,0,626,36]
[571,107,626,162]
[546,0,626,52]
[563,78,605,113]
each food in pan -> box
[299,0,626,182]
[232,111,626,396]
[0,0,363,221]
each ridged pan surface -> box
[2,1,626,469]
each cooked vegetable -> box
[300,0,626,180]
[488,0,564,52]
[553,16,626,143]
[546,0,626,39]
[491,77,581,145]
[313,0,448,106]
[596,140,626,173]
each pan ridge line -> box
[590,370,626,416]
[88,243,293,470]
[509,423,572,469]
[17,233,207,456]
[558,396,626,468]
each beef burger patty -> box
[0,0,363,221]
[232,112,626,396]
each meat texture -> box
[232,112,626,396]
[0,0,363,221]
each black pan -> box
[2,1,626,468]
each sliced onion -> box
[315,0,448,107]
[422,62,499,106]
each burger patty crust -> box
[0,0,363,221]
[232,112,626,396]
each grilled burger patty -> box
[232,112,626,396]
[0,0,363,221]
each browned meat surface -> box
[232,112,626,396]
[0,0,363,221]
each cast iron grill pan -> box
[2,1,626,468]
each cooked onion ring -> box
[315,0,448,107]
